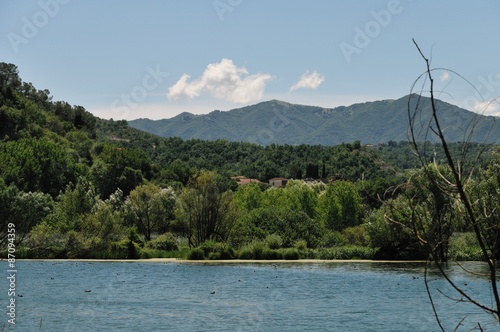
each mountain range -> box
[129,96,500,145]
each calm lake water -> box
[2,261,499,331]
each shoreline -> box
[6,258,428,264]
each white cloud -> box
[473,100,500,117]
[440,71,450,82]
[290,70,325,92]
[167,58,272,104]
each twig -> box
[425,258,446,332]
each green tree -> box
[406,166,456,262]
[366,195,424,260]
[468,147,500,259]
[233,182,263,212]
[27,179,122,258]
[233,206,323,248]
[0,179,18,247]
[0,63,21,105]
[0,137,79,197]
[10,190,54,245]
[317,181,362,231]
[124,183,176,241]
[91,144,152,198]
[175,171,236,247]
[280,180,318,219]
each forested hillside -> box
[1,62,499,262]
[130,97,500,145]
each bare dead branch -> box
[409,38,500,323]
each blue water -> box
[2,261,499,331]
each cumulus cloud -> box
[473,100,500,117]
[440,71,450,82]
[167,58,272,104]
[290,70,325,92]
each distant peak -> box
[268,99,290,105]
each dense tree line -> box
[0,62,498,262]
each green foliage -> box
[233,183,263,212]
[237,247,254,259]
[251,241,266,259]
[198,240,235,259]
[146,232,178,251]
[0,137,79,197]
[294,239,308,250]
[265,234,283,249]
[342,225,369,246]
[111,238,140,260]
[187,248,205,260]
[317,246,375,260]
[365,196,425,260]
[160,159,195,187]
[466,147,500,259]
[236,241,283,260]
[26,179,123,258]
[0,179,54,247]
[2,62,498,262]
[321,231,348,247]
[124,183,176,241]
[176,170,237,247]
[283,248,299,260]
[236,207,323,249]
[388,166,458,261]
[317,181,362,231]
[91,144,152,198]
[448,233,482,261]
[280,180,318,219]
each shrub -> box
[265,234,283,249]
[317,246,375,260]
[146,233,178,251]
[110,239,140,259]
[199,239,217,257]
[342,226,368,246]
[250,241,265,259]
[322,231,348,247]
[449,232,482,261]
[261,247,283,260]
[208,252,221,260]
[298,248,316,259]
[198,240,235,260]
[283,248,299,260]
[238,247,254,259]
[214,242,235,259]
[187,248,205,260]
[294,239,307,250]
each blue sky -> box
[1,0,500,120]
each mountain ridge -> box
[129,96,500,145]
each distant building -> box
[268,177,288,188]
[230,176,262,186]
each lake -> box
[2,260,499,331]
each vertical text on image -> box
[6,223,16,325]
